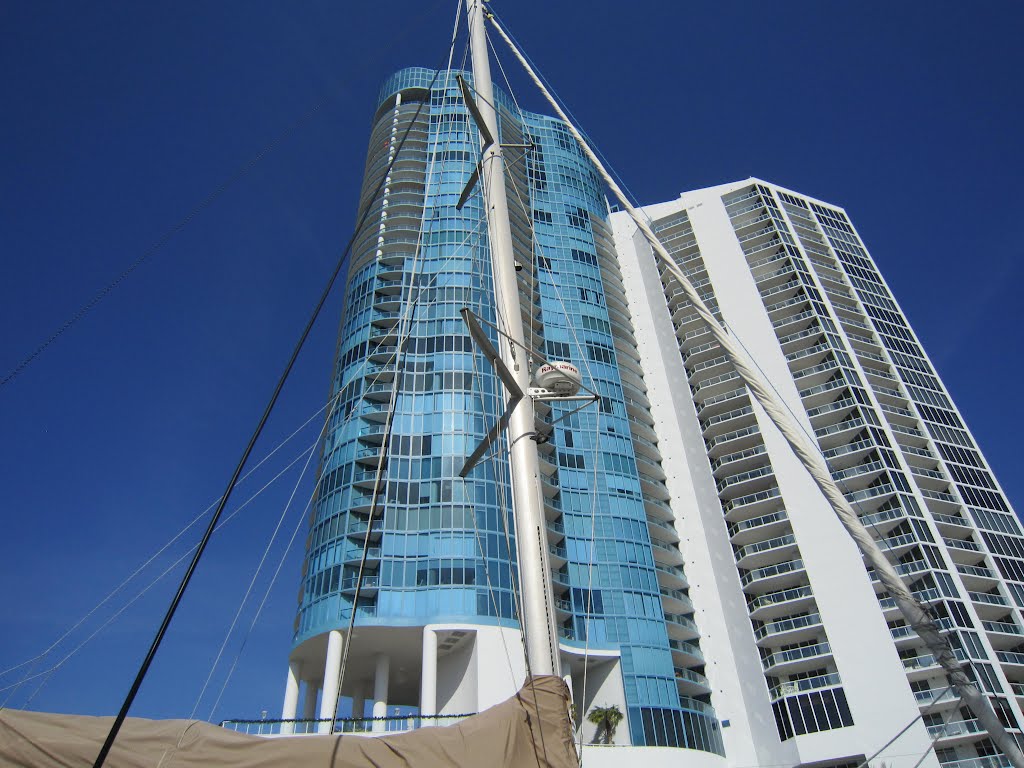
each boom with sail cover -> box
[0,676,577,768]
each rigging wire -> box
[486,13,1024,763]
[330,7,467,724]
[0,392,338,690]
[485,5,650,219]
[0,0,452,392]
[188,393,342,721]
[852,684,955,768]
[1,440,317,704]
[90,24,456,766]
[488,39,610,749]
[469,328,521,687]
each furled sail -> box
[0,676,577,768]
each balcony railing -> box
[221,712,474,736]
[748,585,813,613]
[722,486,781,513]
[741,558,805,587]
[927,719,984,739]
[769,672,841,701]
[754,612,821,641]
[762,641,831,669]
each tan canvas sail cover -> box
[0,675,577,768]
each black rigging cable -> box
[0,0,447,391]
[90,45,449,768]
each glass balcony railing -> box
[762,641,831,669]
[741,558,805,587]
[723,486,782,513]
[927,719,984,739]
[769,672,841,701]
[754,612,821,641]
[939,758,1012,768]
[748,585,813,613]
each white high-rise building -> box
[611,179,1024,768]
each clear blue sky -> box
[1,0,1022,723]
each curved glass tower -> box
[280,68,722,756]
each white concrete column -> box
[303,682,319,722]
[281,660,301,734]
[352,683,366,722]
[318,629,344,734]
[371,654,390,733]
[562,671,573,701]
[420,629,438,718]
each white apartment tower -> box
[611,180,1024,768]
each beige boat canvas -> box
[0,675,577,768]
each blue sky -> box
[1,0,1022,723]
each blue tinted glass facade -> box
[294,68,721,753]
[525,114,722,753]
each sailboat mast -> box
[466,0,560,678]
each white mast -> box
[465,0,560,678]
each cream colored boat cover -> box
[0,675,577,768]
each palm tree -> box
[586,705,623,744]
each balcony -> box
[707,424,762,455]
[221,711,473,736]
[674,666,712,694]
[928,718,984,741]
[913,687,959,708]
[982,619,1024,637]
[341,573,380,594]
[740,558,806,591]
[943,537,981,553]
[697,386,748,418]
[791,359,842,387]
[769,672,841,701]
[902,648,967,677]
[659,587,694,613]
[920,488,960,510]
[816,417,867,447]
[754,612,822,643]
[832,460,886,487]
[665,613,700,640]
[761,641,832,673]
[735,533,798,569]
[722,486,782,518]
[668,639,704,663]
[968,591,1009,608]
[647,517,680,545]
[650,538,684,566]
[878,532,919,556]
[822,437,874,467]
[844,483,897,512]
[728,509,790,546]
[806,396,857,421]
[693,370,742,397]
[997,650,1024,667]
[748,585,815,619]
[718,464,776,497]
[772,308,817,333]
[656,563,689,590]
[939,758,1013,768]
[932,512,971,532]
[702,405,755,436]
[711,444,768,476]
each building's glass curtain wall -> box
[524,115,721,752]
[295,67,516,642]
[292,68,721,754]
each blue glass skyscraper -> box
[279,67,721,754]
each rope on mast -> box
[486,12,1024,767]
